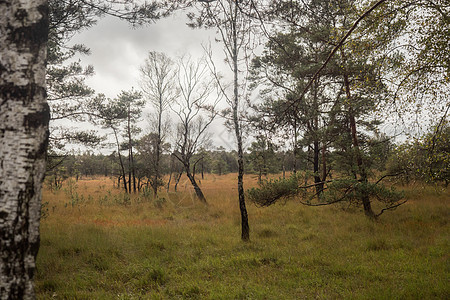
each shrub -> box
[247,174,301,207]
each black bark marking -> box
[0,211,8,219]
[14,9,29,24]
[23,99,50,130]
[9,6,48,51]
[0,1,48,298]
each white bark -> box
[0,0,49,299]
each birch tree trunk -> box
[0,0,49,299]
[231,3,249,242]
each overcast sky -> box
[66,10,418,154]
[70,12,241,151]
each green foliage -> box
[97,191,132,206]
[247,135,279,179]
[45,174,65,192]
[325,179,405,210]
[64,178,85,207]
[247,174,405,217]
[387,121,450,186]
[142,186,153,201]
[247,174,301,207]
[46,0,164,174]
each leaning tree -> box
[171,55,220,203]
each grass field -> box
[36,173,449,299]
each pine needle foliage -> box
[247,174,302,207]
[247,174,405,217]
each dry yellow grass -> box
[42,173,265,225]
[37,174,449,299]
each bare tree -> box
[171,55,219,203]
[0,1,49,298]
[140,51,178,198]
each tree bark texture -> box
[232,3,249,242]
[343,73,375,218]
[127,105,132,193]
[293,122,298,174]
[174,171,182,192]
[321,143,327,183]
[113,128,128,193]
[313,140,322,196]
[153,103,162,198]
[185,168,206,203]
[0,1,49,298]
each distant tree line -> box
[46,119,449,192]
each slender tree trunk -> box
[127,104,137,193]
[174,171,183,192]
[166,155,174,192]
[313,140,322,197]
[232,3,249,241]
[293,121,298,174]
[185,166,207,203]
[321,142,327,182]
[166,172,172,192]
[113,128,128,193]
[201,157,204,180]
[132,156,136,192]
[0,1,49,298]
[312,79,323,197]
[153,104,163,198]
[128,156,131,193]
[344,73,375,218]
[127,103,132,194]
[218,163,222,176]
[130,144,136,193]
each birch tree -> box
[172,55,219,203]
[176,0,256,241]
[0,0,49,298]
[140,51,177,198]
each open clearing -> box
[36,174,449,299]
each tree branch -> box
[287,0,389,111]
[375,200,408,218]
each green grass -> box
[36,176,449,299]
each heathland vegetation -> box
[36,174,448,299]
[37,1,449,295]
[1,1,448,298]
